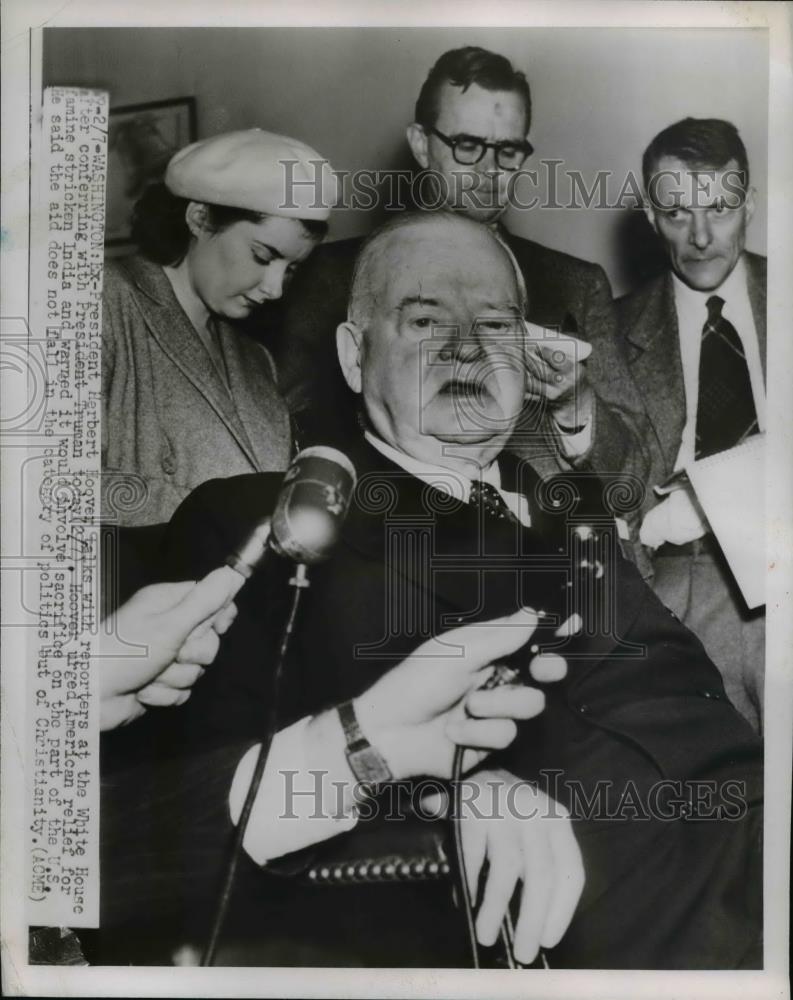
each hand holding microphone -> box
[101,447,357,731]
[99,567,241,730]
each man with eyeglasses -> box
[278,46,647,517]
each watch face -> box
[347,746,392,785]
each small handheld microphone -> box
[227,446,357,578]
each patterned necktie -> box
[469,480,519,524]
[694,295,758,459]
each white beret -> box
[165,129,337,221]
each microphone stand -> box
[201,563,310,967]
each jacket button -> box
[577,703,590,715]
[698,690,721,700]
[161,452,176,475]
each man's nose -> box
[477,145,500,174]
[438,326,485,363]
[689,211,713,251]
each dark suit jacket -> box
[616,252,767,517]
[275,230,648,487]
[103,439,761,968]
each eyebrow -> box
[657,197,733,212]
[396,295,443,311]
[482,300,522,313]
[251,241,283,258]
[396,296,522,313]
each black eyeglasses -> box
[426,126,534,171]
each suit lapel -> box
[216,321,289,468]
[623,273,686,475]
[501,230,568,330]
[126,258,262,467]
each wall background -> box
[43,26,768,296]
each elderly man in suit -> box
[148,213,761,970]
[617,118,766,732]
[276,46,646,490]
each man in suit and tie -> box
[150,213,761,969]
[617,118,766,732]
[277,46,645,488]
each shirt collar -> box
[163,261,211,335]
[363,430,501,500]
[671,256,748,312]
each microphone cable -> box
[449,660,533,970]
[201,563,310,966]
[450,743,481,968]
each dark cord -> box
[450,745,481,968]
[201,564,310,966]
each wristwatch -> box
[337,700,393,784]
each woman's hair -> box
[130,183,328,265]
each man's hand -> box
[99,566,241,730]
[524,330,592,413]
[640,487,709,549]
[444,768,585,964]
[354,608,576,779]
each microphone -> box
[226,446,357,578]
[205,446,356,966]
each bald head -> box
[336,211,530,476]
[347,213,528,329]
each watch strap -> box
[337,700,393,784]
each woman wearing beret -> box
[102,129,336,527]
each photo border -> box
[2,3,791,999]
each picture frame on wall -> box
[105,96,197,247]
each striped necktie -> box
[694,294,758,459]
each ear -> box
[406,123,430,169]
[184,201,211,239]
[337,320,364,394]
[744,186,756,224]
[642,197,658,233]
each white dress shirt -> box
[640,257,766,549]
[365,430,533,527]
[672,257,766,470]
[229,716,358,866]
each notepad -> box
[686,434,765,609]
